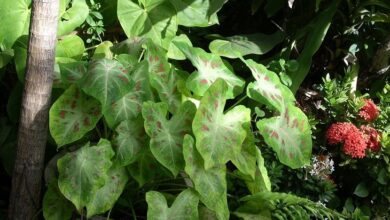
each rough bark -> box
[8,0,59,219]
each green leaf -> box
[168,0,227,27]
[183,135,229,220]
[104,61,154,128]
[113,116,147,167]
[244,59,295,112]
[111,37,145,57]
[174,42,245,99]
[92,41,114,60]
[354,183,369,198]
[146,189,199,220]
[49,85,102,147]
[43,184,74,220]
[257,105,312,169]
[81,58,134,112]
[56,35,85,62]
[142,101,196,176]
[58,0,89,36]
[117,0,177,47]
[0,48,13,68]
[231,123,257,179]
[58,61,88,86]
[86,167,129,218]
[209,32,284,58]
[0,0,30,49]
[13,35,28,82]
[167,34,193,60]
[146,43,182,113]
[193,79,250,169]
[57,139,114,212]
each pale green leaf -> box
[56,35,85,62]
[142,101,196,176]
[58,0,89,36]
[49,85,102,147]
[183,135,229,220]
[57,139,114,212]
[146,189,199,220]
[92,41,114,60]
[193,79,250,169]
[174,42,245,99]
[167,34,193,60]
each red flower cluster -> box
[359,99,380,122]
[326,122,381,158]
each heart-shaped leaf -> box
[104,61,154,128]
[56,35,85,62]
[86,167,129,218]
[58,0,89,36]
[193,79,250,169]
[81,58,134,112]
[244,59,295,112]
[57,139,114,212]
[174,41,245,99]
[183,135,229,220]
[209,32,284,58]
[146,43,182,113]
[112,116,147,167]
[58,61,88,86]
[146,189,199,220]
[117,0,177,47]
[43,184,74,220]
[257,105,312,168]
[49,85,102,147]
[142,101,196,176]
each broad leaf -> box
[257,105,312,168]
[13,35,28,82]
[57,139,114,212]
[209,32,284,58]
[142,101,196,176]
[146,189,199,220]
[183,135,229,220]
[49,85,102,147]
[58,61,88,86]
[86,167,129,218]
[92,41,114,59]
[244,59,295,112]
[117,0,177,47]
[167,34,193,60]
[231,123,257,179]
[174,42,245,99]
[146,43,182,113]
[0,0,30,49]
[58,0,89,36]
[112,116,147,167]
[111,37,146,57]
[56,35,85,62]
[43,184,74,220]
[169,0,227,27]
[104,61,154,128]
[193,79,250,169]
[81,58,134,112]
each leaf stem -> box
[130,200,137,220]
[226,95,248,112]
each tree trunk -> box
[8,0,59,219]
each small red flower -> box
[359,99,379,122]
[360,125,381,152]
[343,126,367,158]
[326,122,356,145]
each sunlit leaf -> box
[193,79,250,169]
[58,0,89,36]
[142,101,196,176]
[146,189,199,220]
[49,85,102,147]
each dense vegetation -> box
[0,0,389,219]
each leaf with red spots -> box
[174,41,245,99]
[112,116,147,167]
[244,59,295,112]
[49,85,102,147]
[145,43,182,113]
[142,101,196,176]
[81,58,134,113]
[85,167,128,218]
[183,135,229,220]
[59,61,88,85]
[257,105,312,168]
[104,61,154,128]
[57,139,114,213]
[193,79,251,169]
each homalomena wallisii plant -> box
[0,0,363,219]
